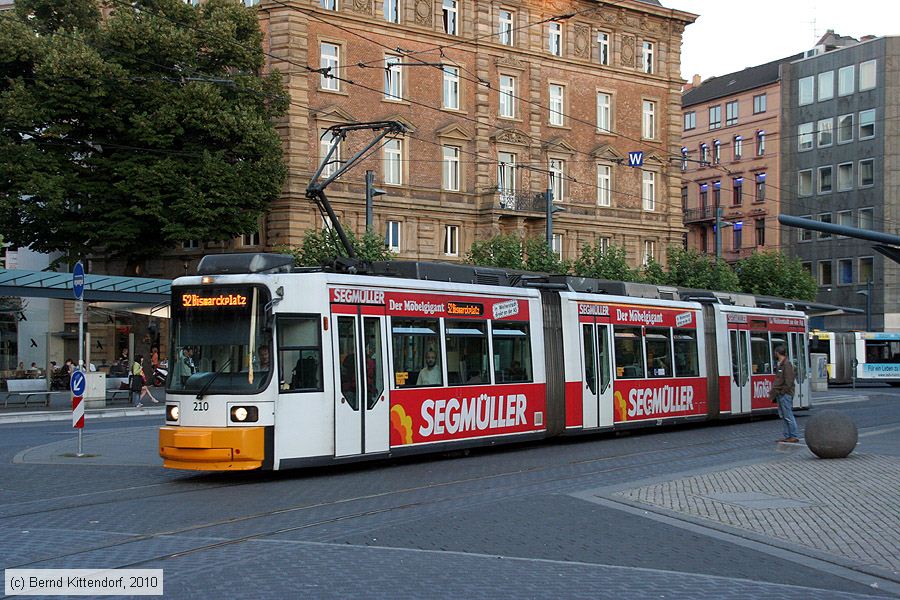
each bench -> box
[4,378,51,408]
[108,390,131,403]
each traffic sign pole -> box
[73,262,86,456]
[71,370,86,456]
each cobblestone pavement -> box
[616,452,900,575]
[1,392,899,598]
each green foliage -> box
[572,241,641,282]
[735,250,818,301]
[523,236,569,274]
[664,246,740,292]
[640,257,667,285]
[465,234,524,270]
[0,0,288,263]
[284,227,393,267]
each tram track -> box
[3,401,896,526]
[2,419,811,574]
[0,416,778,522]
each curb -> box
[0,407,165,424]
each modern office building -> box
[780,35,899,330]
[681,54,801,261]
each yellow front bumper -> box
[159,426,265,471]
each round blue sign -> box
[71,370,86,396]
[73,261,85,300]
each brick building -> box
[249,0,697,268]
[680,54,801,262]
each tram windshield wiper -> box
[195,358,232,400]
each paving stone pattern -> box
[617,453,900,573]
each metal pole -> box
[77,302,84,456]
[365,170,375,232]
[866,278,872,331]
[715,206,722,259]
[546,188,553,252]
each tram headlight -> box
[166,404,179,422]
[230,405,259,423]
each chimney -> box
[692,74,702,87]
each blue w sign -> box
[627,151,644,167]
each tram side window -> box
[673,329,699,377]
[614,327,644,379]
[770,336,787,370]
[645,328,672,378]
[277,316,323,392]
[865,340,900,363]
[492,322,532,383]
[446,320,489,385]
[391,318,442,388]
[751,335,772,374]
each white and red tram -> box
[159,255,809,471]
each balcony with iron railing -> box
[495,189,549,213]
[683,206,716,224]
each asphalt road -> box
[1,387,898,599]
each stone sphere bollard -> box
[805,410,858,459]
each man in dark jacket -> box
[769,345,799,442]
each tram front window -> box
[169,286,272,394]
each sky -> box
[673,0,900,80]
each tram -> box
[809,330,900,385]
[159,254,810,471]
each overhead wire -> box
[9,1,894,237]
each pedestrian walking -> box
[769,345,799,443]
[131,354,158,408]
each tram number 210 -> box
[193,401,209,412]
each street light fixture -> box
[856,278,873,331]
[545,188,566,253]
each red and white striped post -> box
[72,393,84,456]
[72,395,84,429]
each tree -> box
[640,256,667,285]
[523,236,569,274]
[735,250,817,301]
[664,246,740,292]
[572,241,641,282]
[285,227,393,267]
[0,0,288,264]
[465,234,524,270]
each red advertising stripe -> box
[578,302,698,329]
[330,287,530,321]
[612,377,707,422]
[565,381,583,428]
[389,383,545,446]
[750,374,776,410]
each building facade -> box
[680,55,800,262]
[780,36,899,331]
[250,0,696,269]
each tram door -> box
[729,326,752,414]
[332,311,390,457]
[788,331,808,407]
[580,321,613,428]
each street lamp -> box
[365,170,386,232]
[856,278,873,331]
[545,188,566,253]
